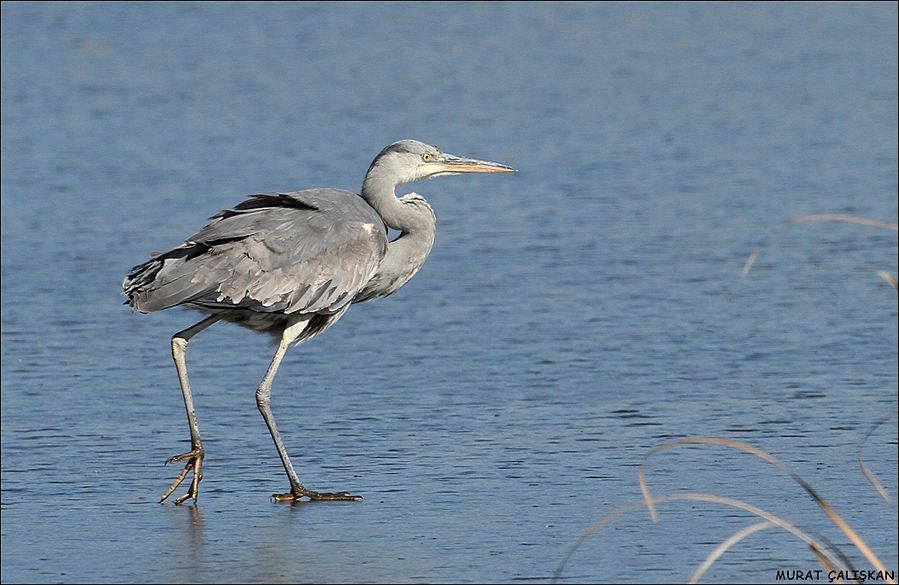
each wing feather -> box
[124,190,388,316]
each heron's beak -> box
[435,153,516,175]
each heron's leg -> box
[257,320,362,502]
[160,315,220,505]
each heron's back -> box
[124,189,388,333]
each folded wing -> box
[124,190,388,316]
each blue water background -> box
[2,3,897,583]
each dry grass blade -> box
[637,437,779,521]
[811,481,893,583]
[638,437,894,582]
[638,436,779,520]
[553,493,849,583]
[811,543,842,583]
[740,214,898,278]
[741,248,762,278]
[552,500,649,583]
[637,467,657,521]
[857,411,898,505]
[688,521,774,583]
[785,214,899,231]
[877,271,898,290]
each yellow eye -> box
[422,152,433,162]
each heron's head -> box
[366,139,515,186]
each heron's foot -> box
[272,486,362,502]
[160,448,204,505]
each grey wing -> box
[124,191,388,315]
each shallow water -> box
[2,3,897,583]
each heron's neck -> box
[368,199,436,299]
[362,171,427,232]
[357,174,437,303]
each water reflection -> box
[165,504,204,584]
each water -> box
[2,3,897,583]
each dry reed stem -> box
[638,437,893,582]
[785,215,899,231]
[811,544,843,584]
[638,437,781,521]
[740,214,898,278]
[553,493,849,583]
[877,271,898,290]
[857,411,898,505]
[688,521,774,583]
[553,500,648,583]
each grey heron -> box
[123,140,514,504]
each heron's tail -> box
[123,250,212,313]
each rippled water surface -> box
[2,3,897,583]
